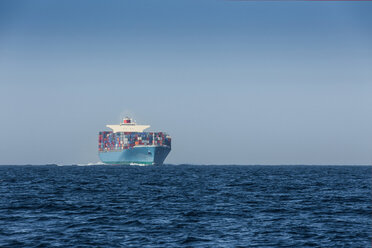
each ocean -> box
[0,165,370,247]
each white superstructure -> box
[106,117,150,133]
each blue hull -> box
[98,146,171,165]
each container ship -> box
[98,117,171,165]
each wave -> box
[76,162,105,166]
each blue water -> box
[0,165,370,247]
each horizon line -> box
[228,0,372,2]
[0,164,370,166]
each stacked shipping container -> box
[98,131,171,152]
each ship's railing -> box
[99,144,171,152]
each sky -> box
[0,0,371,165]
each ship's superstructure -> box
[98,117,171,165]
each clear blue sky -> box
[0,0,371,165]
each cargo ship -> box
[98,117,171,165]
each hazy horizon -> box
[0,0,371,165]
